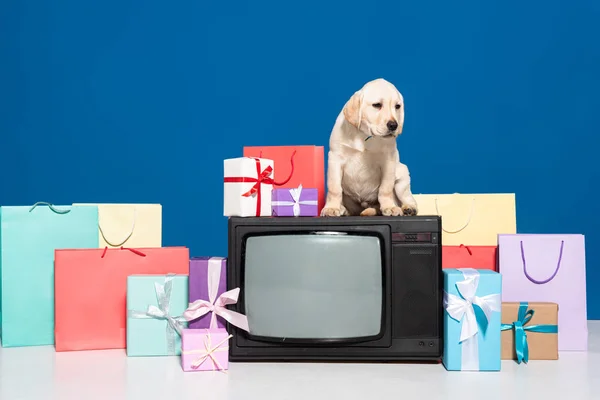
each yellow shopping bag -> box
[73,204,162,248]
[413,193,516,245]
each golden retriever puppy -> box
[321,78,418,217]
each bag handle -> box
[101,246,147,258]
[434,197,475,234]
[459,244,473,255]
[521,240,564,284]
[29,202,71,214]
[257,150,297,186]
[98,207,138,247]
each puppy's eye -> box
[395,104,402,110]
[372,103,382,109]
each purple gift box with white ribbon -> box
[271,184,318,217]
[188,257,227,329]
[185,256,250,332]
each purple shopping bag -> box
[498,234,587,351]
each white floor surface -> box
[1,321,599,400]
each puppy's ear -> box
[397,104,405,135]
[343,90,363,129]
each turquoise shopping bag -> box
[0,203,98,347]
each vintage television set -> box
[226,215,443,362]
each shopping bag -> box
[442,245,497,270]
[498,234,587,351]
[243,145,325,213]
[54,246,189,351]
[0,203,99,347]
[413,193,516,245]
[73,203,161,248]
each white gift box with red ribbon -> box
[223,157,275,217]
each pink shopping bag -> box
[498,234,587,351]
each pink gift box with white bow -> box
[181,328,232,372]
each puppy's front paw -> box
[401,205,417,216]
[381,206,403,216]
[321,207,342,217]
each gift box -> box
[501,302,558,363]
[499,234,587,351]
[412,193,516,245]
[181,328,232,372]
[0,203,99,347]
[442,245,497,271]
[73,203,162,248]
[272,185,318,217]
[185,257,249,332]
[224,157,275,217]
[127,274,189,356]
[443,268,502,371]
[188,257,227,329]
[54,246,189,351]
[243,145,325,213]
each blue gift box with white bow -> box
[443,268,502,371]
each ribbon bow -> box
[183,258,249,332]
[184,288,249,332]
[128,274,187,355]
[444,268,501,370]
[272,184,318,216]
[241,163,275,198]
[183,330,233,372]
[501,302,558,364]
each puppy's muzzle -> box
[387,120,398,132]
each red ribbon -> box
[224,152,296,216]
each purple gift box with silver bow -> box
[188,257,227,329]
[271,185,318,217]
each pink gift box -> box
[181,328,231,372]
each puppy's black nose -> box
[387,120,398,131]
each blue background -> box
[1,1,599,318]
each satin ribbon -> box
[183,257,250,332]
[127,274,187,355]
[444,268,501,370]
[183,330,233,372]
[271,184,318,216]
[501,302,558,364]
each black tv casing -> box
[226,215,443,362]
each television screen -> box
[244,233,383,340]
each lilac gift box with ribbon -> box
[181,328,232,372]
[271,184,318,217]
[185,257,250,332]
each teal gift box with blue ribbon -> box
[443,268,502,371]
[127,274,189,356]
